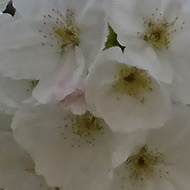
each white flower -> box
[0,0,107,104]
[108,0,190,86]
[0,0,106,78]
[85,47,171,133]
[109,103,190,190]
[11,103,122,190]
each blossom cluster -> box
[0,0,190,189]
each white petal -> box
[147,177,175,190]
[0,132,52,190]
[0,0,9,11]
[154,50,173,83]
[170,30,190,61]
[109,0,144,36]
[159,165,190,190]
[163,0,188,22]
[0,18,60,79]
[33,47,86,104]
[79,0,107,65]
[13,0,50,18]
[97,81,170,133]
[166,57,190,104]
[86,47,123,113]
[0,13,15,27]
[57,0,91,19]
[0,113,12,132]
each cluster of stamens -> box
[113,63,152,103]
[29,80,39,88]
[138,8,185,50]
[40,9,79,53]
[72,111,103,138]
[60,111,105,147]
[26,80,39,92]
[125,145,163,182]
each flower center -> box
[113,64,152,103]
[72,111,103,137]
[29,80,39,88]
[41,9,79,52]
[139,9,185,50]
[143,20,171,49]
[60,111,107,147]
[126,145,163,182]
[60,111,108,147]
[26,80,39,92]
[55,26,79,49]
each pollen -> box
[60,111,107,147]
[41,9,79,52]
[125,145,163,182]
[53,9,79,51]
[59,111,108,147]
[29,80,39,88]
[55,23,79,50]
[72,111,103,138]
[143,19,171,49]
[113,64,152,102]
[140,9,184,50]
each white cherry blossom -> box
[11,103,123,190]
[0,0,107,105]
[0,0,107,78]
[108,0,190,86]
[109,103,190,190]
[85,47,171,133]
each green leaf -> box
[104,24,125,51]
